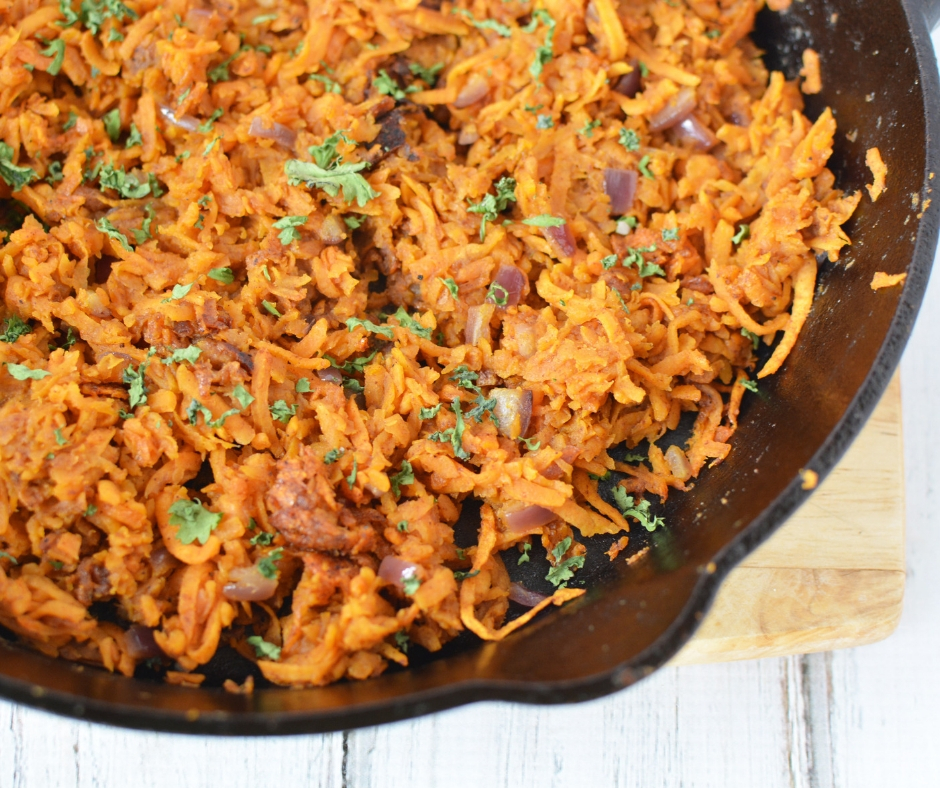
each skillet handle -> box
[912,0,940,29]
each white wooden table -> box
[3,37,940,788]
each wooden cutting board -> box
[672,374,904,665]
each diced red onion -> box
[665,445,693,481]
[544,224,576,257]
[454,74,489,108]
[490,388,532,439]
[505,504,555,533]
[378,556,421,590]
[614,60,641,98]
[222,565,279,601]
[149,546,176,575]
[247,117,297,149]
[603,168,638,215]
[318,367,343,385]
[158,103,199,132]
[125,625,164,660]
[465,303,495,345]
[672,115,718,151]
[509,582,549,607]
[487,265,526,307]
[648,87,697,133]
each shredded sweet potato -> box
[800,48,822,95]
[871,271,907,290]
[0,0,857,688]
[866,146,888,201]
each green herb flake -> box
[54,427,67,446]
[269,400,296,423]
[428,399,470,460]
[208,267,234,284]
[40,38,66,76]
[251,12,278,24]
[308,130,351,168]
[161,345,201,366]
[124,123,142,149]
[309,73,342,93]
[169,498,222,545]
[108,26,123,41]
[285,159,378,207]
[517,542,531,564]
[0,551,18,565]
[324,447,345,464]
[62,111,78,130]
[741,328,760,350]
[84,504,97,517]
[345,316,393,339]
[95,217,132,251]
[256,548,283,579]
[619,127,640,152]
[208,47,248,83]
[394,630,409,652]
[0,142,38,192]
[98,162,151,199]
[163,282,194,302]
[545,536,585,587]
[639,62,649,78]
[638,154,655,180]
[536,114,554,129]
[612,487,664,532]
[741,378,759,393]
[467,394,498,424]
[390,459,415,496]
[392,306,432,339]
[409,61,444,87]
[373,69,407,101]
[520,436,541,451]
[453,8,512,37]
[453,569,480,580]
[522,214,565,227]
[295,377,311,393]
[197,108,223,134]
[524,9,557,79]
[438,277,459,298]
[662,227,679,242]
[0,316,31,343]
[343,214,364,229]
[247,635,281,661]
[419,403,442,420]
[486,282,509,306]
[397,520,409,532]
[601,254,618,270]
[401,568,421,596]
[732,224,750,245]
[102,108,121,141]
[468,176,516,240]
[231,384,254,409]
[580,119,601,137]
[250,531,274,546]
[346,457,358,487]
[272,215,307,245]
[261,300,281,317]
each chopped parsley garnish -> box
[0,142,38,192]
[741,328,760,350]
[161,345,201,365]
[519,436,541,450]
[517,542,531,564]
[409,61,444,86]
[308,130,352,168]
[619,128,640,152]
[0,551,18,565]
[269,400,296,423]
[453,569,480,580]
[252,12,278,24]
[208,267,234,284]
[121,357,149,409]
[98,162,150,198]
[163,282,194,302]
[466,394,498,424]
[62,111,78,130]
[612,487,664,532]
[324,447,344,464]
[231,384,254,409]
[309,74,342,94]
[536,114,554,129]
[522,214,565,227]
[5,363,49,381]
[732,224,750,245]
[419,404,442,420]
[601,254,618,270]
[256,548,283,579]
[662,227,679,242]
[545,536,585,587]
[131,203,155,244]
[401,567,421,596]
[40,39,66,75]
[428,399,470,460]
[96,217,131,251]
[740,378,759,393]
[121,123,142,149]
[390,459,415,496]
[523,9,556,79]
[285,159,378,207]
[623,246,664,277]
[69,0,137,36]
[486,282,509,306]
[327,350,377,375]
[467,177,516,240]
[438,277,459,298]
[453,8,512,37]
[343,378,364,394]
[639,62,649,77]
[0,316,31,343]
[54,427,67,446]
[295,377,311,393]
[397,520,409,532]
[250,531,274,546]
[101,109,121,142]
[261,300,281,317]
[169,498,222,545]
[449,365,480,392]
[373,69,409,101]
[580,119,601,137]
[343,214,364,229]
[84,504,97,517]
[392,306,432,339]
[272,215,307,245]
[638,154,654,179]
[208,47,248,83]
[197,108,223,134]
[346,457,358,486]
[246,635,281,661]
[203,136,221,156]
[345,316,394,338]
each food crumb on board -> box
[606,536,630,561]
[800,49,822,94]
[223,676,255,695]
[799,469,819,490]
[626,547,650,566]
[866,147,888,201]
[871,272,908,290]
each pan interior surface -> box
[1,0,937,734]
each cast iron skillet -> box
[2,0,939,735]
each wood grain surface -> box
[674,375,904,665]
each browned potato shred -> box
[0,0,857,688]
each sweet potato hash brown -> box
[0,0,859,688]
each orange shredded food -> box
[866,146,887,202]
[800,48,822,95]
[871,271,907,290]
[0,0,858,688]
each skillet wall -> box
[1,0,938,734]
